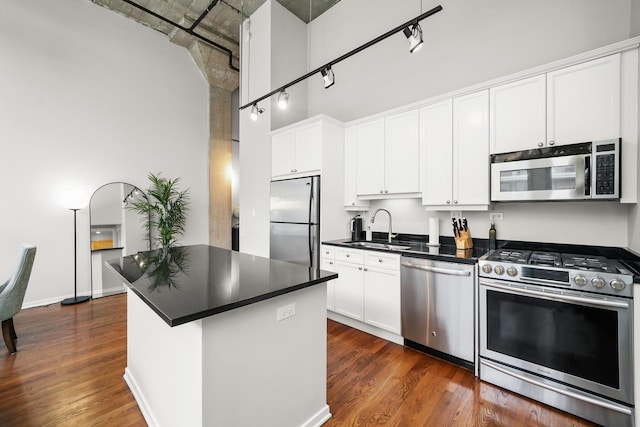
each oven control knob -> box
[573,275,587,286]
[506,267,517,277]
[494,265,505,275]
[609,278,626,291]
[482,264,492,274]
[591,277,606,288]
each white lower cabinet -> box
[329,246,401,334]
[321,247,336,311]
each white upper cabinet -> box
[354,110,420,198]
[490,53,621,154]
[385,110,420,194]
[547,54,621,145]
[490,74,546,153]
[344,127,370,210]
[355,119,385,196]
[421,100,453,207]
[454,91,490,207]
[271,121,321,179]
[422,92,489,210]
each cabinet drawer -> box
[365,252,400,271]
[335,248,364,264]
[321,246,335,259]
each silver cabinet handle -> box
[446,200,451,204]
[548,140,555,146]
[453,200,458,204]
[379,190,384,193]
[358,266,363,270]
[537,142,544,147]
[346,254,350,258]
[364,268,368,271]
[385,190,388,193]
[351,202,355,206]
[401,261,471,276]
[378,259,383,263]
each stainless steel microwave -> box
[490,139,620,202]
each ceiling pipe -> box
[119,0,239,72]
[239,5,443,111]
[189,0,219,31]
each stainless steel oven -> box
[491,139,620,202]
[478,250,634,426]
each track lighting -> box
[250,103,264,121]
[277,90,289,109]
[321,66,335,89]
[403,22,423,53]
[239,5,442,112]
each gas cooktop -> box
[479,249,634,297]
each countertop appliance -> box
[270,176,320,268]
[401,257,475,369]
[350,215,363,241]
[478,249,634,426]
[491,138,620,202]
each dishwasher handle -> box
[401,261,471,277]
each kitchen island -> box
[107,244,337,427]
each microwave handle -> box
[584,156,591,196]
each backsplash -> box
[360,198,630,248]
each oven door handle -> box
[401,262,471,276]
[481,359,633,416]
[481,281,629,309]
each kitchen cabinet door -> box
[356,119,385,196]
[271,129,296,177]
[321,257,336,311]
[490,74,546,154]
[363,255,400,334]
[344,127,370,210]
[547,54,621,145]
[334,261,364,321]
[294,122,321,174]
[453,90,489,207]
[421,100,453,206]
[385,110,420,194]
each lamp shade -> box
[61,189,89,210]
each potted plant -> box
[129,172,190,254]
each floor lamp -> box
[61,192,90,305]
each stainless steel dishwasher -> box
[400,256,475,367]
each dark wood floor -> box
[0,294,596,426]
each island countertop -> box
[108,244,337,327]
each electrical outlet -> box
[276,303,296,321]
[489,212,504,220]
[450,211,462,219]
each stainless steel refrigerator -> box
[270,176,320,268]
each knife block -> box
[455,228,473,250]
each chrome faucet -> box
[370,208,397,243]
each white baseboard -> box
[327,311,404,345]
[21,288,125,310]
[124,367,159,427]
[302,404,332,427]
[92,286,126,298]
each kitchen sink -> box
[348,241,411,251]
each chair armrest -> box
[0,278,9,295]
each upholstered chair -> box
[0,244,37,354]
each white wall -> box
[299,0,638,249]
[0,0,209,307]
[308,0,634,121]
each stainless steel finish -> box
[591,276,606,288]
[537,142,544,147]
[611,278,626,291]
[401,257,475,363]
[480,360,634,427]
[269,176,320,268]
[481,280,630,309]
[491,154,587,201]
[400,261,472,277]
[349,241,410,251]
[479,277,633,404]
[491,139,620,202]
[370,208,397,243]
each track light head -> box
[250,103,264,121]
[321,66,335,89]
[277,90,289,109]
[403,22,423,53]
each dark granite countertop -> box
[322,235,488,265]
[108,244,337,327]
